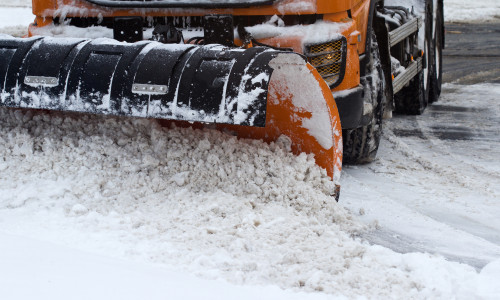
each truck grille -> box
[304,38,346,89]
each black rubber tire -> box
[429,3,443,103]
[394,4,431,115]
[394,70,426,115]
[422,3,433,104]
[343,32,386,164]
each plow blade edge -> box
[0,36,276,126]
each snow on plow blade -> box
[0,35,272,126]
[0,35,342,183]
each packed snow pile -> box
[0,108,343,220]
[0,107,491,298]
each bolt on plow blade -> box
[0,35,342,184]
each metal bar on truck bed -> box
[393,57,422,94]
[389,17,422,47]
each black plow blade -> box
[0,35,281,127]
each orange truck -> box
[0,0,443,199]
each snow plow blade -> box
[0,35,342,184]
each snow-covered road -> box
[342,84,500,270]
[1,1,500,299]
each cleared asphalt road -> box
[420,22,500,141]
[443,22,500,84]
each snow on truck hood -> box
[246,19,350,47]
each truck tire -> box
[394,70,426,115]
[343,32,386,164]
[422,3,433,104]
[429,3,443,103]
[394,4,432,115]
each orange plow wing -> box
[217,53,343,187]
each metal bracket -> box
[113,17,143,43]
[132,83,168,95]
[392,57,422,94]
[203,15,234,46]
[389,16,422,47]
[24,76,58,87]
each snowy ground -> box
[1,2,500,300]
[445,0,500,23]
[342,84,500,269]
[0,3,34,37]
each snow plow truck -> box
[0,0,443,199]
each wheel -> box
[394,4,432,115]
[343,31,387,164]
[429,3,443,103]
[394,70,426,115]
[422,5,433,104]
